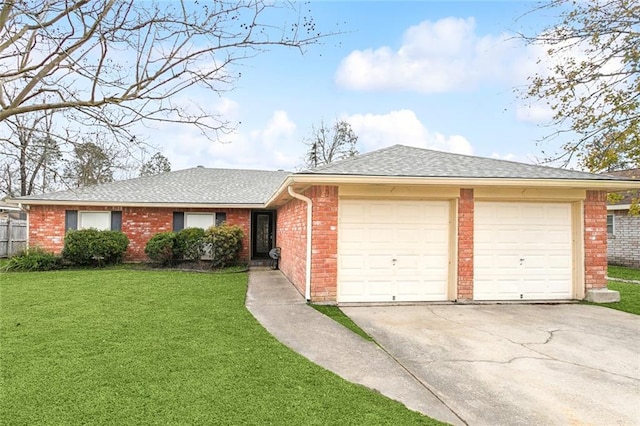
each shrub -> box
[4,247,61,272]
[62,229,129,266]
[144,232,178,265]
[176,227,206,261]
[204,224,244,268]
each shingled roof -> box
[301,144,619,181]
[15,167,290,205]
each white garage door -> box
[474,202,573,301]
[338,199,450,303]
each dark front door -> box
[251,211,275,259]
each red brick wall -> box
[309,186,338,302]
[27,205,251,262]
[584,190,608,289]
[457,189,474,300]
[276,197,307,296]
[275,185,339,302]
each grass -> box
[607,265,640,281]
[0,270,441,425]
[310,304,374,342]
[597,281,640,315]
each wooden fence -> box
[0,219,27,258]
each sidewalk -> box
[245,268,463,426]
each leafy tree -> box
[303,120,358,168]
[64,142,116,187]
[140,152,171,177]
[521,0,640,172]
[0,0,328,150]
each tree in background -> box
[521,0,640,172]
[303,120,358,168]
[64,142,117,187]
[140,152,171,177]
[0,109,63,197]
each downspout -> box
[287,186,312,301]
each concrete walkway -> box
[245,268,464,425]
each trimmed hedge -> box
[204,224,244,268]
[176,228,206,262]
[4,247,61,272]
[62,229,129,266]
[144,232,178,265]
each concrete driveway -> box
[342,304,640,426]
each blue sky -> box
[153,1,567,172]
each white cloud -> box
[346,109,473,155]
[160,109,302,171]
[335,17,519,93]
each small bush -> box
[4,247,61,271]
[62,229,129,266]
[204,224,244,268]
[176,227,206,262]
[145,232,178,265]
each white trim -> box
[607,204,631,211]
[10,200,265,209]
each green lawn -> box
[608,265,640,281]
[310,304,373,342]
[0,270,441,425]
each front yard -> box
[0,270,438,425]
[605,265,640,315]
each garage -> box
[338,199,451,303]
[474,202,574,301]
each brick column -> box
[584,190,608,289]
[457,188,474,300]
[309,186,339,302]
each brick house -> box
[606,168,640,268]
[11,145,640,303]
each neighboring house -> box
[10,145,640,304]
[0,201,26,220]
[605,168,640,268]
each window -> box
[65,210,122,232]
[607,214,615,235]
[173,212,227,231]
[79,211,111,230]
[185,213,215,229]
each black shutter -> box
[65,210,78,232]
[215,212,227,226]
[111,211,122,231]
[173,212,184,231]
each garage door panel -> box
[338,199,450,303]
[475,202,573,301]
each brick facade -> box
[457,189,474,300]
[607,210,640,268]
[308,186,339,302]
[584,191,608,289]
[27,205,251,262]
[276,197,308,297]
[275,185,338,302]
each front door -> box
[251,211,275,259]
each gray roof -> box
[15,167,290,204]
[301,144,619,181]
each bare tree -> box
[519,0,640,172]
[0,108,63,197]
[303,120,358,168]
[0,0,328,154]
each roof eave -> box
[9,199,266,209]
[265,174,640,207]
